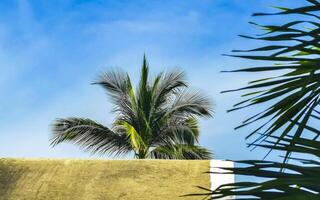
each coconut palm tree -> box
[50,56,213,159]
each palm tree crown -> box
[51,56,213,159]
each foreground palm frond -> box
[188,1,320,199]
[222,0,320,160]
[192,136,320,200]
[50,56,213,159]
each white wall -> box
[210,160,235,199]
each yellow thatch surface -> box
[0,158,210,200]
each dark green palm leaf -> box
[188,1,320,199]
[223,0,320,161]
[51,118,131,157]
[166,89,213,118]
[152,69,187,110]
[190,136,320,199]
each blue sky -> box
[0,0,305,160]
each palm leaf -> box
[114,120,147,157]
[223,0,320,160]
[152,70,187,110]
[51,118,131,156]
[190,136,320,199]
[166,89,213,118]
[155,116,200,145]
[188,1,320,198]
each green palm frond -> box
[114,120,147,156]
[185,117,200,139]
[155,116,200,145]
[194,136,320,199]
[137,55,152,118]
[51,118,131,157]
[223,0,320,160]
[93,69,131,103]
[152,69,187,110]
[188,1,320,199]
[167,89,213,118]
[93,69,138,125]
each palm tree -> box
[50,56,213,159]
